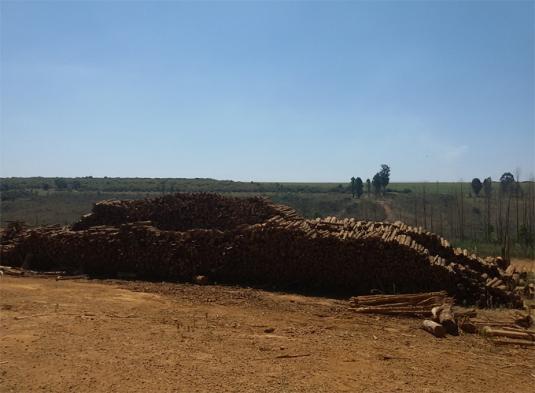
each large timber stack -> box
[0,193,525,307]
[71,193,299,231]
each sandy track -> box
[511,258,535,273]
[1,277,534,393]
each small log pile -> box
[349,291,460,337]
[349,291,452,316]
[0,193,526,307]
[481,326,535,346]
[469,306,535,346]
[350,291,534,344]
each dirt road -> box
[1,277,534,393]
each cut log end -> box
[422,319,446,338]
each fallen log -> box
[515,314,534,329]
[350,291,449,307]
[431,306,442,321]
[55,275,89,281]
[0,266,24,276]
[422,320,446,338]
[491,339,535,347]
[350,306,434,316]
[438,305,459,336]
[458,320,478,334]
[452,309,477,319]
[481,327,535,341]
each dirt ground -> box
[1,276,534,393]
[511,258,535,273]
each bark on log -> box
[458,320,478,334]
[438,306,459,336]
[481,327,535,341]
[491,339,535,347]
[422,320,446,338]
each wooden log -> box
[350,291,448,307]
[422,320,446,338]
[438,306,459,336]
[0,266,24,276]
[481,327,535,341]
[452,309,477,319]
[350,306,433,316]
[431,306,442,321]
[491,339,535,347]
[458,320,478,334]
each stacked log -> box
[349,291,452,316]
[0,193,525,308]
[71,193,299,231]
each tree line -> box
[347,168,534,258]
[468,172,534,259]
[350,164,391,198]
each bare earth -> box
[1,276,534,393]
[511,258,535,273]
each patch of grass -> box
[452,240,534,259]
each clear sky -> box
[1,1,533,182]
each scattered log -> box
[515,314,534,329]
[431,306,442,321]
[452,309,477,319]
[471,320,520,328]
[491,339,535,347]
[458,320,478,334]
[0,266,24,276]
[422,320,446,338]
[481,327,535,341]
[55,275,89,281]
[438,305,459,336]
[350,291,449,307]
[350,306,434,316]
[193,275,209,285]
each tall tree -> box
[500,172,515,194]
[372,173,382,196]
[379,164,390,195]
[350,177,356,198]
[355,177,364,198]
[422,183,427,229]
[471,178,482,197]
[499,172,515,259]
[483,177,492,241]
[366,179,371,197]
[457,183,465,240]
[483,177,492,199]
[515,168,521,241]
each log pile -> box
[0,193,526,307]
[349,291,452,316]
[481,326,535,346]
[349,291,534,343]
[71,193,299,231]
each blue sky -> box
[1,1,533,182]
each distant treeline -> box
[0,175,499,196]
[1,177,356,195]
